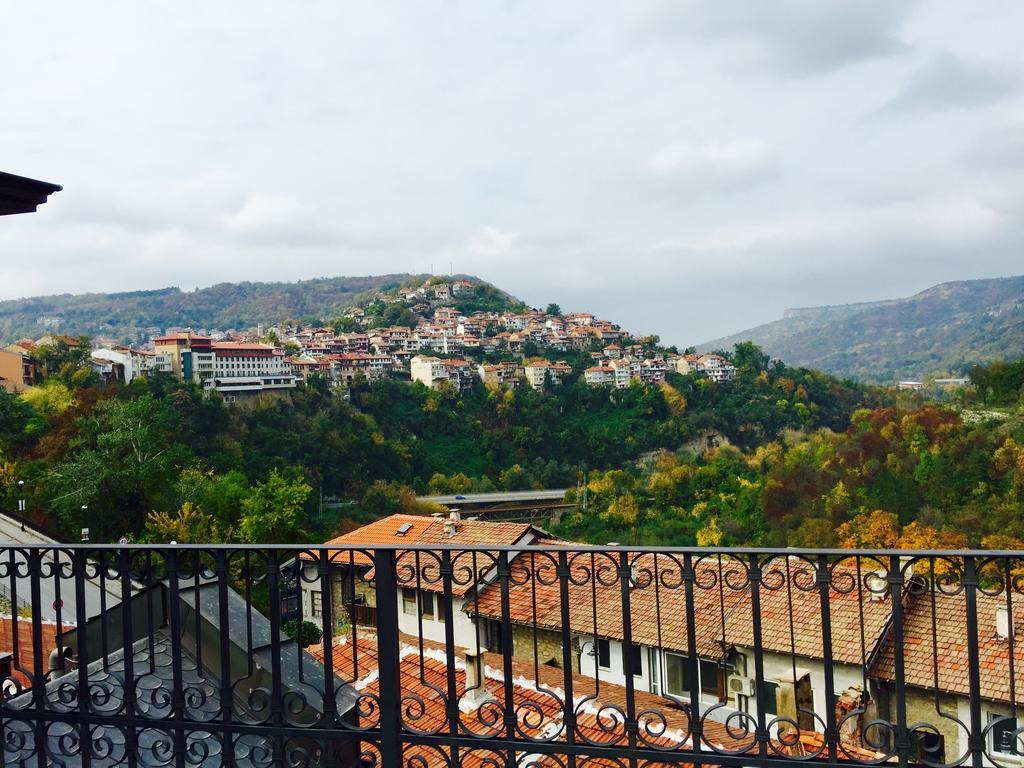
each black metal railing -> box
[0,544,1022,768]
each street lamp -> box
[17,480,25,532]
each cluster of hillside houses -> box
[1,279,736,398]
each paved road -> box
[0,513,122,623]
[417,489,568,506]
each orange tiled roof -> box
[308,630,884,766]
[471,556,893,666]
[302,514,435,566]
[718,559,893,666]
[471,552,732,658]
[305,515,541,596]
[871,587,1024,705]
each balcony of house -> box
[0,542,1022,768]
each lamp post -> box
[81,506,89,542]
[17,480,25,532]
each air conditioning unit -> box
[729,676,756,697]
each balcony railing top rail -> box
[0,542,1021,768]
[10,542,1024,556]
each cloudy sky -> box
[3,2,1023,344]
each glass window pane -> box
[666,653,688,696]
[402,588,417,615]
[760,681,779,715]
[597,638,611,669]
[991,715,1019,755]
[700,660,720,696]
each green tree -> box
[238,469,312,543]
[0,389,32,447]
[545,303,562,316]
[142,501,227,543]
[48,394,189,538]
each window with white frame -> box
[665,652,689,697]
[990,714,1020,756]
[311,590,323,618]
[402,588,417,615]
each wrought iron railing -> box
[0,544,1022,768]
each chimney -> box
[866,570,889,602]
[443,519,455,538]
[465,650,483,690]
[997,606,1013,640]
[449,509,461,522]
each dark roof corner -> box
[0,171,62,216]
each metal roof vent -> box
[396,523,412,537]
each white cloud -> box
[222,195,306,234]
[648,139,773,178]
[467,227,520,258]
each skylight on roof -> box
[396,523,413,537]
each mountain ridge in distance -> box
[0,273,460,344]
[700,274,1024,382]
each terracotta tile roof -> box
[308,630,883,766]
[871,587,1024,704]
[301,514,435,566]
[470,556,893,666]
[470,553,736,659]
[305,515,541,596]
[719,559,893,666]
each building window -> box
[990,714,1019,756]
[759,681,779,715]
[402,588,417,615]
[596,638,611,669]
[484,619,502,653]
[665,652,689,697]
[281,594,299,616]
[311,590,322,618]
[917,730,945,764]
[700,660,724,700]
[623,643,642,677]
[419,591,435,620]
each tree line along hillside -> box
[0,273,423,344]
[557,355,1024,550]
[0,341,884,544]
[702,275,1024,383]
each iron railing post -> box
[374,548,402,768]
[964,555,985,768]
[889,554,910,768]
[817,554,838,763]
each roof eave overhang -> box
[0,171,62,216]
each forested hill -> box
[0,273,429,344]
[700,275,1024,383]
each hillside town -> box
[0,277,736,398]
